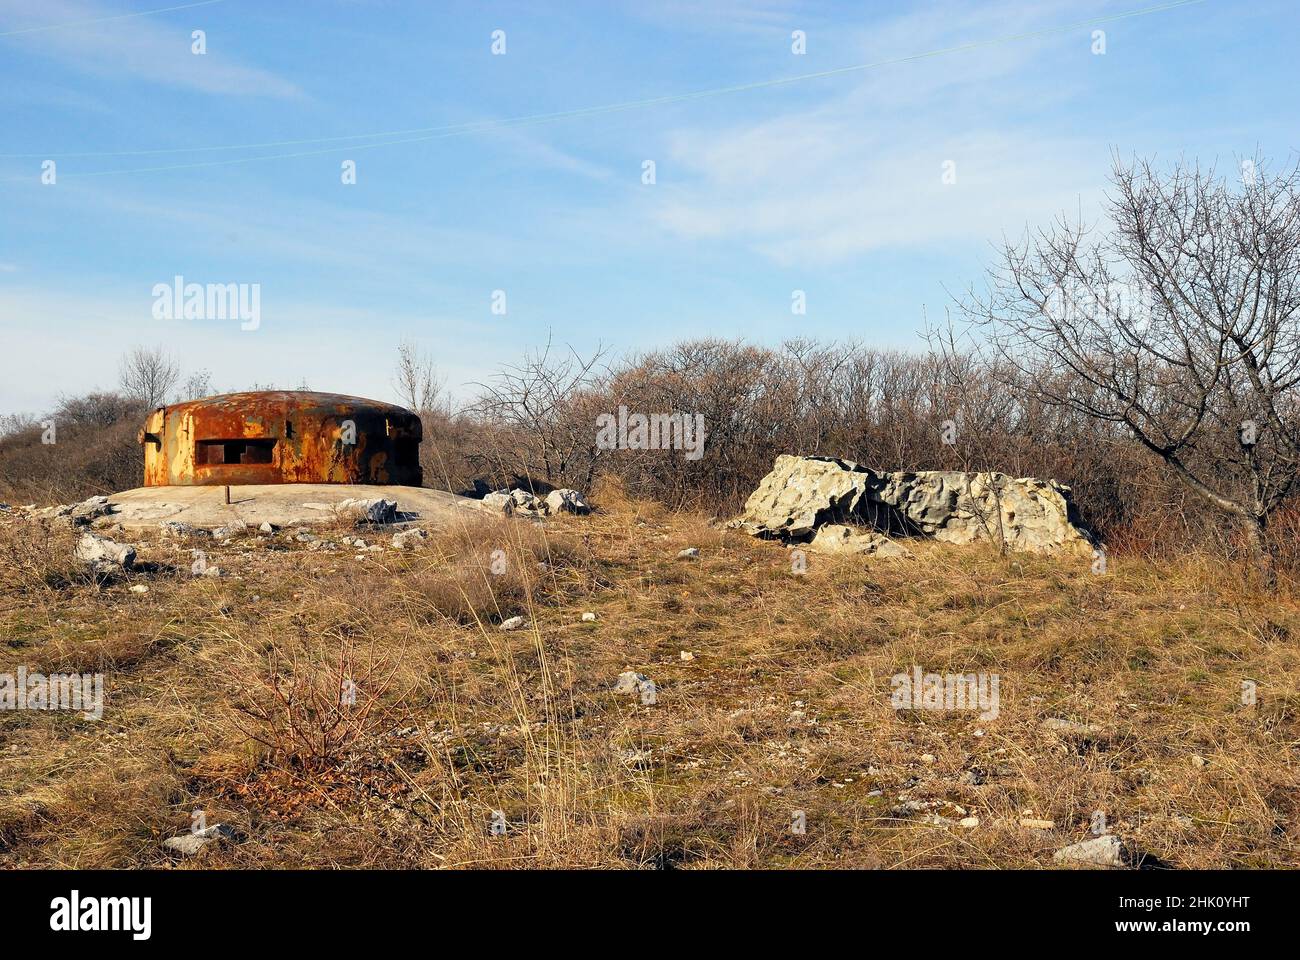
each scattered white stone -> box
[161,834,210,857]
[212,519,248,539]
[581,612,597,622]
[69,495,113,525]
[810,523,912,558]
[481,491,515,515]
[161,823,234,858]
[680,650,695,661]
[391,528,428,549]
[1039,717,1102,736]
[1019,818,1056,830]
[128,584,149,594]
[75,532,136,572]
[959,817,980,829]
[677,547,700,559]
[614,671,653,695]
[544,488,591,516]
[922,814,958,826]
[1053,834,1128,868]
[1191,755,1208,769]
[498,616,526,631]
[258,521,275,533]
[483,489,548,517]
[920,753,936,764]
[159,520,202,538]
[336,498,398,525]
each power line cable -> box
[1,0,1209,180]
[0,0,224,39]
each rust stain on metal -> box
[139,391,422,487]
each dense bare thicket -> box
[0,393,146,503]
[422,337,1192,550]
[0,347,187,501]
[603,340,1164,535]
[463,339,610,494]
[2,349,199,503]
[961,155,1300,576]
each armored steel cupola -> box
[137,391,422,486]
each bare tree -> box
[962,154,1300,579]
[0,412,38,440]
[470,337,607,489]
[118,346,180,408]
[179,369,214,401]
[392,339,445,415]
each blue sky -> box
[0,0,1295,414]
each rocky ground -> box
[0,482,1297,869]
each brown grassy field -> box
[1,485,1298,869]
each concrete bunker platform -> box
[98,483,490,533]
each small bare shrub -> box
[231,633,407,769]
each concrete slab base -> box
[98,484,491,532]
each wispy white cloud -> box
[627,0,807,38]
[0,0,301,97]
[651,118,1107,264]
[638,0,1131,264]
[34,175,615,280]
[475,124,617,184]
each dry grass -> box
[0,489,1297,869]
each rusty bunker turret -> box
[137,391,422,486]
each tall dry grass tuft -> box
[397,510,626,866]
[0,516,85,595]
